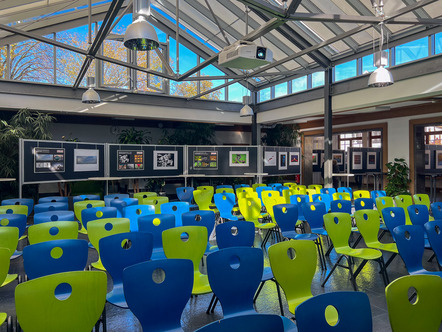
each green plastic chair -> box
[73,200,105,234]
[133,192,157,204]
[354,210,398,272]
[215,188,234,194]
[283,183,297,189]
[238,196,277,240]
[197,186,214,192]
[0,313,7,331]
[375,196,395,223]
[306,189,316,202]
[262,194,286,223]
[293,185,307,195]
[413,194,434,221]
[268,240,317,315]
[0,205,28,216]
[322,212,389,291]
[308,184,322,194]
[0,247,18,287]
[394,195,413,225]
[281,189,295,204]
[87,218,130,270]
[162,225,211,295]
[332,192,351,201]
[193,189,214,211]
[28,221,78,245]
[385,274,442,332]
[353,190,370,200]
[0,227,19,260]
[235,187,254,198]
[15,271,107,332]
[252,183,266,191]
[142,196,169,214]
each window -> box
[259,88,271,102]
[200,64,225,101]
[292,76,307,93]
[338,132,363,151]
[274,82,288,98]
[435,32,442,55]
[425,126,442,145]
[228,82,248,102]
[311,72,324,88]
[370,131,382,148]
[362,50,390,74]
[395,37,429,65]
[334,60,357,82]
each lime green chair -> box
[193,189,214,211]
[308,185,322,194]
[0,205,28,216]
[252,183,266,191]
[283,183,297,189]
[142,196,169,214]
[237,191,258,200]
[282,189,296,204]
[235,187,254,198]
[305,189,316,202]
[354,210,398,272]
[15,271,107,332]
[413,194,434,221]
[87,218,130,270]
[0,248,18,287]
[133,192,157,204]
[321,212,389,291]
[262,194,286,223]
[215,188,234,194]
[375,196,394,223]
[73,200,105,234]
[385,274,442,332]
[394,195,413,225]
[268,240,316,315]
[332,192,351,201]
[0,312,7,330]
[197,186,214,192]
[293,185,307,195]
[0,227,19,260]
[162,225,211,295]
[28,221,78,245]
[353,190,370,200]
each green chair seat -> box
[335,247,382,260]
[252,221,276,230]
[0,313,6,326]
[73,200,105,234]
[0,248,18,287]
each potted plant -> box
[384,158,411,196]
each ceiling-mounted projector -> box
[218,41,273,69]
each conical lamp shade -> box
[82,88,101,104]
[368,66,394,87]
[124,17,159,51]
[240,104,254,117]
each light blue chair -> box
[371,190,386,202]
[104,194,129,207]
[312,194,332,212]
[337,187,352,195]
[176,187,194,204]
[160,202,189,227]
[34,202,69,214]
[138,214,175,260]
[1,198,34,216]
[320,188,336,195]
[214,193,238,221]
[38,196,68,204]
[123,205,155,232]
[110,198,138,217]
[33,211,75,224]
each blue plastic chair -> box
[430,202,442,220]
[1,198,34,216]
[214,193,238,221]
[33,211,75,224]
[110,198,139,217]
[337,187,352,195]
[256,186,272,205]
[269,183,282,188]
[215,221,255,249]
[234,184,250,191]
[295,291,372,332]
[330,199,352,214]
[320,188,336,195]
[122,204,155,232]
[382,207,407,239]
[407,204,430,227]
[278,186,289,194]
[312,194,332,212]
[23,239,88,280]
[72,194,100,204]
[182,210,217,254]
[100,231,153,308]
[160,202,189,227]
[217,185,233,189]
[104,194,130,207]
[393,225,442,277]
[34,202,69,214]
[138,214,175,260]
[354,198,374,211]
[301,202,328,236]
[289,194,307,221]
[38,196,68,204]
[81,207,117,231]
[176,187,194,204]
[195,314,285,332]
[424,220,442,269]
[370,190,386,202]
[123,259,193,332]
[0,214,27,239]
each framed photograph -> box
[425,150,431,170]
[153,151,178,170]
[352,151,363,170]
[436,151,442,170]
[118,150,144,171]
[74,149,99,172]
[333,153,343,165]
[289,152,299,166]
[279,152,288,170]
[367,152,377,170]
[229,151,249,167]
[264,151,277,167]
[193,151,218,170]
[34,147,65,173]
[312,153,318,166]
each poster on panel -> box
[312,153,318,166]
[333,153,343,165]
[34,147,65,173]
[366,152,377,170]
[264,151,277,166]
[193,151,218,170]
[425,150,431,170]
[74,149,99,172]
[289,152,300,166]
[352,152,363,170]
[279,152,288,170]
[436,151,442,170]
[153,151,178,170]
[229,151,249,167]
[118,150,144,170]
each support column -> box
[324,67,333,188]
[251,113,260,145]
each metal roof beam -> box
[286,0,303,15]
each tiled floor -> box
[2,226,442,331]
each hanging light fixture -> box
[82,77,101,104]
[124,0,159,51]
[240,95,254,117]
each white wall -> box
[387,117,410,164]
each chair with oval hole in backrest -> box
[0,213,27,246]
[320,188,337,196]
[215,187,234,195]
[133,192,157,205]
[110,198,139,218]
[38,196,69,204]
[256,186,272,205]
[27,221,78,245]
[424,220,442,269]
[0,205,28,216]
[295,291,372,332]
[354,198,374,211]
[337,187,352,195]
[81,206,117,232]
[87,218,130,271]
[431,202,442,220]
[15,270,107,332]
[413,194,434,221]
[308,184,322,194]
[142,196,169,214]
[193,189,215,211]
[282,189,296,204]
[160,202,190,227]
[72,195,101,204]
[394,195,414,225]
[330,199,352,214]
[214,192,238,221]
[353,190,370,200]
[123,259,193,332]
[73,200,105,234]
[215,221,255,249]
[289,194,307,222]
[332,192,351,201]
[376,196,395,221]
[371,190,386,202]
[182,210,217,254]
[1,198,34,216]
[33,210,75,224]
[293,185,307,195]
[176,187,194,204]
[385,274,442,332]
[312,194,332,213]
[100,232,153,308]
[138,214,175,260]
[252,183,266,191]
[122,204,155,232]
[103,194,130,207]
[407,204,430,227]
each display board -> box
[187,146,258,176]
[263,146,301,175]
[21,139,105,184]
[312,150,346,172]
[348,147,382,173]
[109,144,184,178]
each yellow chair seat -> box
[252,221,276,230]
[1,273,18,287]
[364,241,398,254]
[0,312,6,325]
[287,295,312,314]
[192,272,212,295]
[335,247,382,260]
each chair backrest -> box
[207,247,263,318]
[0,205,28,216]
[237,191,258,201]
[104,194,130,207]
[0,227,19,257]
[215,188,234,194]
[394,195,413,209]
[268,240,316,306]
[320,188,337,195]
[330,199,352,214]
[407,204,429,227]
[194,314,284,332]
[1,198,34,216]
[332,192,351,201]
[15,271,107,332]
[123,204,155,231]
[38,196,69,204]
[100,232,153,285]
[138,214,175,250]
[431,202,442,220]
[393,225,425,274]
[354,198,374,211]
[354,210,382,245]
[214,193,236,219]
[252,183,266,191]
[337,187,352,195]
[193,189,213,211]
[238,196,262,222]
[235,187,253,198]
[283,182,297,189]
[110,198,139,217]
[176,187,194,204]
[301,202,327,230]
[0,248,12,286]
[81,206,117,230]
[182,210,216,240]
[308,184,322,194]
[306,189,316,201]
[215,221,255,249]
[424,220,442,266]
[295,291,372,332]
[413,194,430,210]
[123,259,193,332]
[0,213,27,238]
[312,194,332,212]
[73,200,105,222]
[217,185,233,189]
[289,194,307,220]
[87,218,131,258]
[256,186,272,202]
[234,184,250,190]
[385,275,442,332]
[370,190,386,202]
[353,190,370,200]
[23,239,88,279]
[376,196,395,221]
[196,186,214,194]
[293,185,307,195]
[28,221,78,245]
[382,207,406,238]
[160,202,190,227]
[282,189,296,204]
[33,211,75,224]
[142,196,169,214]
[262,194,286,221]
[133,192,157,205]
[72,194,100,204]
[273,204,298,233]
[323,213,352,250]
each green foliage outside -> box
[261,124,301,147]
[159,123,215,145]
[385,158,411,196]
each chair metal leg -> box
[321,254,345,287]
[211,298,219,313]
[274,280,284,316]
[377,257,390,286]
[345,256,357,291]
[325,242,334,256]
[206,294,216,314]
[428,252,436,262]
[253,281,265,303]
